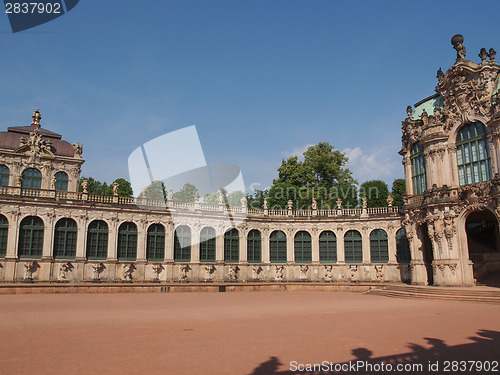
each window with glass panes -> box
[0,214,8,257]
[86,220,108,259]
[247,230,261,263]
[18,216,44,258]
[319,231,337,263]
[117,222,137,260]
[53,218,77,259]
[410,143,427,195]
[0,165,9,186]
[54,171,68,191]
[146,224,165,261]
[370,229,388,263]
[200,227,216,262]
[456,122,492,186]
[344,230,362,263]
[294,231,311,263]
[224,228,239,263]
[270,230,287,263]
[174,225,191,262]
[396,228,411,264]
[21,168,42,189]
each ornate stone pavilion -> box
[0,35,498,286]
[401,35,500,286]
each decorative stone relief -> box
[252,266,263,281]
[349,265,358,280]
[324,265,333,282]
[228,265,239,281]
[179,264,190,282]
[152,264,162,282]
[274,265,284,281]
[91,263,103,282]
[24,261,37,281]
[299,265,308,281]
[375,265,384,281]
[122,264,134,282]
[58,262,71,281]
[204,265,216,282]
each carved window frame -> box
[370,229,389,263]
[410,143,427,195]
[146,223,165,261]
[294,231,312,264]
[247,229,261,263]
[174,225,191,262]
[319,230,337,263]
[224,228,239,263]
[53,218,77,259]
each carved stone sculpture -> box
[299,265,308,281]
[252,266,263,281]
[451,34,466,63]
[274,265,284,281]
[24,262,36,281]
[81,179,89,193]
[228,265,239,281]
[349,265,358,280]
[72,143,83,157]
[122,263,133,282]
[324,265,333,282]
[152,264,162,282]
[204,265,216,282]
[375,265,384,281]
[91,263,102,281]
[58,263,71,281]
[179,264,190,282]
[113,182,119,196]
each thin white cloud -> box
[343,147,401,184]
[282,144,314,159]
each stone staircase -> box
[477,270,500,288]
[365,284,500,304]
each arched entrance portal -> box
[418,223,434,285]
[465,210,500,280]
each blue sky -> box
[1,0,499,194]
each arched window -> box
[53,218,77,259]
[224,228,239,263]
[54,171,69,191]
[396,228,411,264]
[294,231,311,263]
[86,220,108,260]
[0,214,8,257]
[0,165,10,186]
[247,230,261,263]
[18,216,44,258]
[117,222,137,260]
[21,168,42,189]
[319,231,337,263]
[370,229,388,263]
[344,230,362,263]
[410,143,427,195]
[200,227,216,262]
[270,230,287,263]
[456,122,493,186]
[147,224,165,261]
[174,225,191,262]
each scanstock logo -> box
[128,126,247,244]
[4,0,79,33]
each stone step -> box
[377,284,500,297]
[366,286,500,304]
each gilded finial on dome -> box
[31,108,41,127]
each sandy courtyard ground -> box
[1,291,499,375]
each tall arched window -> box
[294,231,311,263]
[174,225,191,262]
[0,165,10,186]
[319,231,337,263]
[396,228,411,264]
[22,168,42,189]
[18,216,44,258]
[54,171,69,191]
[200,227,216,262]
[147,224,165,261]
[0,214,8,257]
[86,220,108,260]
[53,218,77,259]
[456,122,493,186]
[224,228,239,263]
[247,230,261,263]
[344,230,362,263]
[410,143,427,195]
[370,229,388,263]
[270,230,287,263]
[117,222,137,260]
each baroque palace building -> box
[0,35,498,286]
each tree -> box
[172,183,197,202]
[142,180,166,200]
[272,142,357,208]
[391,179,406,206]
[246,189,268,209]
[359,180,389,208]
[112,178,133,197]
[267,182,298,209]
[79,177,109,195]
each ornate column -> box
[191,224,200,263]
[42,212,56,260]
[5,210,20,259]
[335,226,345,263]
[447,145,459,186]
[387,225,397,263]
[215,226,224,264]
[488,133,500,176]
[164,222,174,263]
[261,227,270,264]
[311,228,319,264]
[107,218,119,261]
[75,214,88,260]
[136,218,147,262]
[403,157,413,196]
[361,226,370,263]
[239,228,248,263]
[286,228,294,264]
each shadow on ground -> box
[249,329,500,375]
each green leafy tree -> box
[391,179,406,206]
[272,142,357,208]
[79,177,109,195]
[246,189,268,209]
[112,178,133,197]
[359,180,389,208]
[203,188,226,205]
[267,182,298,209]
[143,180,166,200]
[173,183,197,202]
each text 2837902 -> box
[5,3,61,14]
